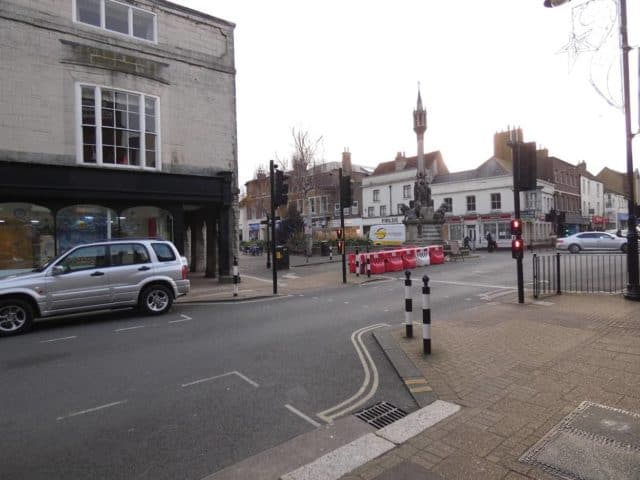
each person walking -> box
[486,231,494,252]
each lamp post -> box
[545,0,639,300]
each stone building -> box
[0,0,238,279]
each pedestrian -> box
[616,229,623,237]
[463,235,471,250]
[486,231,494,252]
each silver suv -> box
[0,239,190,337]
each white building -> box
[578,162,605,229]
[433,158,554,248]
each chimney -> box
[342,148,352,174]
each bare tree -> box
[285,128,324,257]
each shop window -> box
[0,203,55,276]
[119,206,173,241]
[56,205,119,254]
[78,85,159,169]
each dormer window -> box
[74,0,157,43]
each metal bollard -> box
[404,270,413,338]
[422,275,431,354]
[355,247,360,277]
[366,253,371,278]
[233,256,239,297]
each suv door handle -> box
[138,266,151,271]
[91,271,105,277]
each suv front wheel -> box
[0,298,34,337]
[139,284,173,315]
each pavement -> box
[180,254,640,480]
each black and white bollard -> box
[366,253,371,278]
[233,256,239,297]
[404,270,413,338]
[422,275,431,354]
[355,247,360,277]
[329,245,333,261]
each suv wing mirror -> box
[52,265,65,276]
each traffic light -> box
[274,170,289,207]
[511,238,524,259]
[341,175,352,208]
[510,218,522,236]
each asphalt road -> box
[0,250,528,480]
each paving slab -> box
[377,400,460,444]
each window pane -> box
[145,97,155,115]
[83,144,97,163]
[128,132,140,149]
[115,109,127,129]
[145,150,155,168]
[102,108,114,127]
[103,146,115,164]
[81,86,95,106]
[128,94,139,110]
[145,133,156,151]
[83,126,96,145]
[102,90,114,108]
[60,245,107,272]
[128,112,140,130]
[115,91,128,111]
[82,107,95,125]
[77,0,101,26]
[132,9,155,40]
[116,147,129,165]
[105,0,129,34]
[129,148,140,166]
[145,115,155,133]
[102,127,115,146]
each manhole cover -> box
[355,401,408,429]
[520,401,640,480]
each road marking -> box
[285,404,321,427]
[57,400,127,421]
[186,296,289,306]
[181,370,259,388]
[430,279,516,290]
[39,336,77,343]
[115,325,145,332]
[168,314,192,324]
[317,323,387,423]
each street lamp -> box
[545,0,640,300]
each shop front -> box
[0,161,233,279]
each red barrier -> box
[402,253,417,269]
[385,256,404,272]
[370,255,386,274]
[429,245,445,265]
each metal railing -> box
[533,252,628,297]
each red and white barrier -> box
[348,246,444,276]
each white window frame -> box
[72,0,158,43]
[75,83,161,171]
[373,189,380,202]
[403,185,411,199]
[367,206,374,217]
[380,205,387,217]
[490,193,501,211]
[466,195,476,212]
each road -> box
[0,250,527,480]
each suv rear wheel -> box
[0,298,34,337]
[139,284,173,315]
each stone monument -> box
[404,88,443,244]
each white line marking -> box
[285,404,321,427]
[181,370,259,388]
[240,274,274,284]
[57,400,127,421]
[168,315,192,324]
[185,296,289,306]
[430,279,516,290]
[39,336,77,343]
[317,323,387,423]
[115,325,145,332]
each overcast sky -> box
[172,0,639,187]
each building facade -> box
[0,0,238,278]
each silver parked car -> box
[556,231,627,254]
[0,239,189,337]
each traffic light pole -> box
[339,168,346,284]
[511,141,525,304]
[269,160,278,294]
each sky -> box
[172,0,639,188]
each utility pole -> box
[265,214,271,269]
[269,160,278,294]
[339,168,347,284]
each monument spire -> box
[413,85,427,174]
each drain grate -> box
[355,401,408,429]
